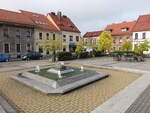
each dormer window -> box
[35,21,48,25]
[108,29,113,32]
[121,27,129,32]
[32,14,39,18]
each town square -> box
[0,0,150,113]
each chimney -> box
[51,12,55,15]
[57,11,62,20]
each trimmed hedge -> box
[93,51,102,57]
[111,51,136,57]
[57,52,73,61]
[79,52,90,58]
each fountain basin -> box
[11,67,109,94]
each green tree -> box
[134,41,150,55]
[97,31,114,52]
[75,40,84,55]
[120,40,132,51]
[39,39,62,62]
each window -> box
[113,40,116,43]
[39,33,42,40]
[63,48,66,52]
[92,39,96,44]
[4,44,9,53]
[63,35,66,42]
[46,51,49,55]
[32,14,39,18]
[39,47,43,53]
[63,38,66,42]
[46,33,49,40]
[35,21,48,25]
[142,33,146,39]
[119,40,122,43]
[27,30,31,38]
[121,28,129,32]
[85,39,88,45]
[16,44,21,53]
[76,36,79,42]
[63,35,66,38]
[69,36,73,41]
[53,34,55,40]
[135,33,138,40]
[3,28,9,38]
[108,29,113,32]
[16,29,20,38]
[26,44,31,52]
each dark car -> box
[22,52,43,60]
[0,54,10,62]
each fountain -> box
[47,62,74,76]
[11,62,109,94]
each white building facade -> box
[132,31,150,54]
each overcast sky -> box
[1,0,150,35]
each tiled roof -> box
[83,30,103,38]
[20,10,58,31]
[105,21,136,35]
[0,9,35,26]
[132,14,150,32]
[48,12,80,33]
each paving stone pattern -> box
[0,67,140,113]
[125,85,150,113]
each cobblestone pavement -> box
[0,66,140,113]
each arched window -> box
[142,33,146,39]
[135,33,138,39]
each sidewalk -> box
[91,67,150,113]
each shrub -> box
[57,52,73,61]
[111,51,135,57]
[72,53,78,59]
[93,51,102,57]
[79,52,90,58]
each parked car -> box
[0,54,10,62]
[22,52,43,60]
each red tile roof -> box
[0,9,35,26]
[132,14,150,32]
[83,30,103,38]
[105,21,136,35]
[20,10,58,31]
[48,12,80,33]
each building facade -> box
[132,14,150,54]
[0,9,34,58]
[105,21,136,51]
[83,30,103,50]
[20,10,61,55]
[47,12,81,52]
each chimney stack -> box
[57,11,62,20]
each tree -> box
[39,39,62,62]
[75,40,84,55]
[120,40,132,51]
[134,41,150,55]
[97,31,114,53]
